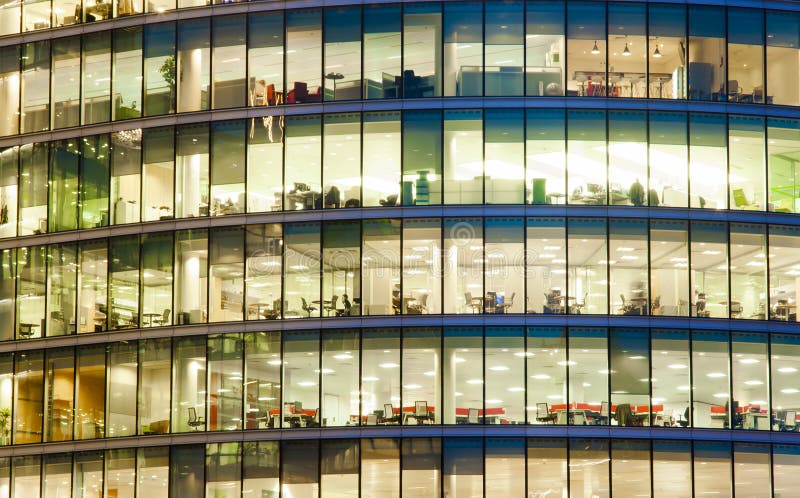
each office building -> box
[0,0,798,496]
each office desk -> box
[742,412,769,430]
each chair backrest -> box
[620,294,626,305]
[537,403,549,418]
[384,404,394,419]
[415,401,428,417]
[786,411,797,427]
[163,308,171,321]
[331,295,338,308]
[464,292,472,303]
[188,407,197,423]
[600,401,610,417]
[468,408,479,424]
[508,292,515,304]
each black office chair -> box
[187,407,205,431]
[301,298,317,317]
[465,292,482,313]
[153,308,171,326]
[324,295,338,316]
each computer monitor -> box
[496,294,504,305]
[384,403,394,419]
[415,401,428,417]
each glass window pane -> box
[694,441,731,496]
[361,439,399,497]
[323,113,361,209]
[568,218,607,314]
[403,110,442,205]
[170,445,204,498]
[569,439,609,498]
[245,224,282,320]
[244,332,281,429]
[176,123,209,218]
[362,219,400,316]
[444,1,482,97]
[0,2,20,36]
[653,440,691,497]
[527,439,566,495]
[402,219,441,314]
[527,327,567,423]
[206,442,241,498]
[212,15,246,109]
[138,338,171,434]
[485,217,523,313]
[75,345,105,440]
[172,336,207,433]
[527,218,566,314]
[364,5,400,100]
[650,220,689,316]
[486,109,524,204]
[144,22,176,117]
[113,27,143,120]
[767,11,800,106]
[283,330,319,428]
[486,328,524,423]
[142,126,175,221]
[568,328,608,425]
[44,348,74,442]
[106,341,136,437]
[402,438,441,498]
[403,327,441,425]
[52,38,81,129]
[322,220,360,317]
[137,447,169,498]
[210,120,245,216]
[110,129,142,225]
[321,330,360,424]
[610,328,649,420]
[444,437,483,497]
[648,4,686,99]
[568,110,607,205]
[730,223,767,319]
[18,143,48,235]
[444,110,483,205]
[770,225,800,322]
[729,8,765,104]
[285,115,321,211]
[361,329,400,424]
[207,334,243,430]
[689,113,727,209]
[284,222,320,318]
[731,333,769,430]
[651,329,691,427]
[650,112,688,207]
[526,0,564,96]
[13,456,40,497]
[485,0,523,97]
[78,239,107,333]
[247,110,283,213]
[13,351,43,444]
[567,1,606,97]
[175,229,208,324]
[177,19,210,113]
[768,118,800,213]
[321,438,358,495]
[0,356,12,439]
[774,444,800,496]
[363,112,400,207]
[609,218,648,315]
[608,110,647,207]
[730,116,766,211]
[80,134,110,229]
[0,251,13,341]
[82,33,111,125]
[692,330,730,428]
[771,335,800,429]
[21,41,49,133]
[324,6,361,101]
[16,246,46,339]
[286,9,322,104]
[22,0,49,31]
[248,12,283,108]
[611,440,650,497]
[105,449,135,498]
[443,327,482,424]
[48,139,80,232]
[282,440,319,498]
[444,218,482,314]
[526,109,565,204]
[688,5,726,101]
[243,441,279,496]
[607,2,646,98]
[485,438,523,497]
[44,454,72,498]
[690,221,728,318]
[403,3,442,98]
[0,46,19,137]
[109,235,140,329]
[47,243,78,336]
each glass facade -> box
[3,0,800,494]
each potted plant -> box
[0,407,11,445]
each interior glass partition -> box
[767,11,800,107]
[525,0,565,96]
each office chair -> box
[464,292,482,313]
[187,407,205,431]
[301,297,317,317]
[468,408,480,424]
[498,292,515,313]
[384,403,398,424]
[414,401,429,425]
[614,404,634,427]
[324,295,338,316]
[536,403,557,424]
[153,308,171,326]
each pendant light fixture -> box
[653,45,662,58]
[591,40,600,55]
[623,42,631,56]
